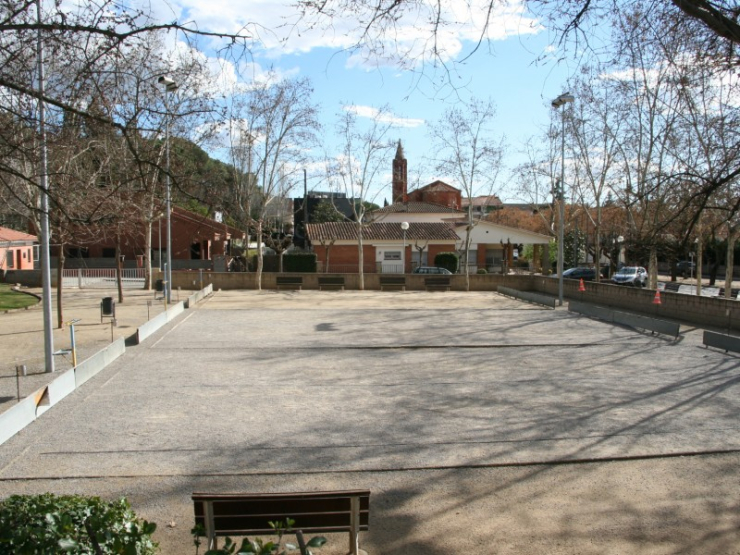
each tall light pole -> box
[37,0,54,372]
[401,221,409,273]
[158,76,177,303]
[552,92,574,306]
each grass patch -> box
[0,283,38,310]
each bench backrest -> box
[193,490,370,537]
[425,277,450,284]
[276,276,303,284]
[379,276,406,284]
[318,277,345,284]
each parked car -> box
[611,266,648,287]
[412,266,453,275]
[562,267,598,281]
[676,260,695,278]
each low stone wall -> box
[536,277,739,332]
[171,271,536,292]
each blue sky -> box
[150,0,577,202]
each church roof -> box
[413,180,459,193]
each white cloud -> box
[146,0,541,67]
[343,105,425,128]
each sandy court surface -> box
[1,288,740,554]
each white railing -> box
[62,268,146,289]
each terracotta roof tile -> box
[373,201,463,214]
[0,226,36,243]
[306,222,459,242]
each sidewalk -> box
[0,286,175,413]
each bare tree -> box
[328,105,396,290]
[567,69,625,281]
[296,0,740,69]
[229,76,320,289]
[428,97,504,289]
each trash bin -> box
[155,279,165,292]
[101,297,115,315]
[101,296,115,323]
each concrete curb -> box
[569,300,680,337]
[0,285,212,446]
[133,301,185,345]
[185,283,213,308]
[497,286,557,308]
[0,338,126,444]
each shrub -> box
[434,252,459,273]
[284,253,317,273]
[0,493,157,554]
[476,268,487,274]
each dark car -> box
[676,260,695,278]
[611,266,648,287]
[562,267,598,281]
[412,266,453,275]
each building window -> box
[384,251,401,261]
[102,248,116,258]
[67,247,89,258]
[7,251,14,268]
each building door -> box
[381,250,402,273]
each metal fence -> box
[61,268,146,289]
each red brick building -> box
[59,207,245,270]
[306,221,459,273]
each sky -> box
[146,0,578,203]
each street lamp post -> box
[158,76,177,303]
[401,221,409,273]
[552,92,574,306]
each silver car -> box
[611,266,648,287]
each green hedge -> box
[0,494,157,554]
[284,252,317,273]
[434,252,459,273]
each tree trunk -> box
[256,220,263,290]
[594,224,602,283]
[56,243,65,329]
[464,225,471,292]
[725,228,738,299]
[696,237,703,296]
[648,246,658,289]
[357,224,364,291]
[144,220,153,290]
[116,241,124,304]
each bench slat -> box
[193,514,370,536]
[194,497,370,516]
[193,490,370,540]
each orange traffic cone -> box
[653,290,661,305]
[579,278,586,292]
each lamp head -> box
[552,92,575,108]
[401,221,409,230]
[158,76,178,92]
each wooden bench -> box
[276,276,303,290]
[425,276,451,291]
[192,490,370,555]
[379,276,405,291]
[318,276,345,291]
